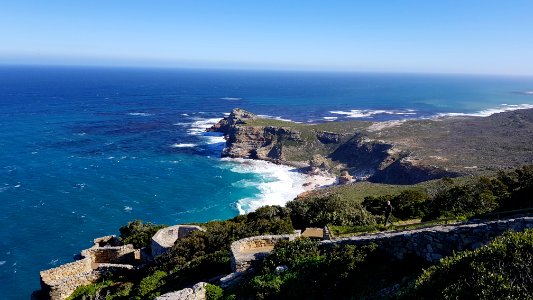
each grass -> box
[305,175,478,204]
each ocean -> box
[0,66,532,298]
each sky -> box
[1,1,533,75]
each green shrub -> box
[402,229,533,300]
[132,270,167,299]
[287,193,376,229]
[242,239,393,299]
[363,190,428,221]
[423,183,499,221]
[205,284,224,300]
[119,220,166,249]
[67,279,113,300]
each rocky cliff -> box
[209,108,533,184]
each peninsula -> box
[209,108,533,184]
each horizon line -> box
[1,61,533,78]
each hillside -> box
[209,108,533,184]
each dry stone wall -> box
[81,244,136,264]
[230,232,300,272]
[322,217,533,262]
[39,236,139,300]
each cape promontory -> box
[209,108,533,184]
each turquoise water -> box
[0,66,532,298]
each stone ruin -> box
[151,225,205,257]
[38,224,204,300]
[39,235,140,300]
[229,232,301,273]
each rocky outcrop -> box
[369,157,462,184]
[208,108,256,134]
[224,126,302,161]
[155,282,207,300]
[338,170,353,184]
[209,109,302,162]
[316,131,340,144]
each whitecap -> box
[221,158,306,214]
[48,259,59,265]
[124,206,132,212]
[323,116,338,121]
[127,112,153,116]
[187,118,223,136]
[170,143,197,148]
[186,117,227,150]
[181,113,189,116]
[436,103,533,118]
[257,115,294,122]
[0,261,5,266]
[329,109,397,118]
[220,97,242,101]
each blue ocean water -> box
[0,66,532,298]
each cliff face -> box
[209,108,533,184]
[209,109,302,162]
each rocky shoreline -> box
[208,108,533,185]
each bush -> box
[393,190,428,219]
[205,284,224,300]
[287,193,376,229]
[67,279,113,300]
[119,220,166,249]
[423,181,499,221]
[241,238,408,299]
[402,229,533,299]
[132,270,167,299]
[496,165,533,210]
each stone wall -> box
[39,258,95,300]
[39,236,139,300]
[81,244,136,264]
[230,232,300,272]
[322,217,533,262]
[151,225,205,257]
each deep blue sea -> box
[0,66,532,298]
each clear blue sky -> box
[1,0,533,75]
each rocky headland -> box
[209,108,533,184]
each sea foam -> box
[221,158,306,214]
[170,143,197,148]
[329,109,417,118]
[436,104,533,118]
[186,117,226,148]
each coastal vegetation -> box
[67,165,533,299]
[401,229,533,299]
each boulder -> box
[338,170,353,184]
